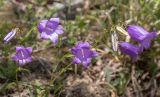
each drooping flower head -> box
[12,46,33,65]
[71,42,98,68]
[119,42,140,61]
[3,28,18,43]
[127,25,157,50]
[38,18,64,44]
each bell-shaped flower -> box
[119,42,140,61]
[71,42,98,68]
[12,46,33,65]
[3,28,18,43]
[38,18,64,44]
[127,25,157,50]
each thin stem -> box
[49,63,72,84]
[16,66,21,97]
[74,64,77,75]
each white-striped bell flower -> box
[71,42,98,68]
[12,46,33,65]
[3,28,18,43]
[38,18,64,44]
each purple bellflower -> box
[127,25,157,50]
[3,28,18,43]
[119,42,140,61]
[12,46,33,65]
[38,18,64,44]
[71,42,98,68]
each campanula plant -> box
[71,42,98,68]
[119,42,140,61]
[117,25,158,61]
[38,18,64,44]
[12,46,33,65]
[127,25,157,50]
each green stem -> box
[16,66,21,97]
[50,63,72,84]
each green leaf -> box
[0,67,6,79]
[148,63,158,76]
[0,82,16,93]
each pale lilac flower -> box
[71,42,98,68]
[119,42,140,61]
[3,28,18,43]
[38,18,64,44]
[127,25,157,50]
[12,46,32,65]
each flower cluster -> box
[3,21,158,67]
[3,18,158,67]
[119,25,157,61]
[3,17,98,68]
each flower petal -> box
[119,42,140,60]
[71,48,77,55]
[26,47,33,54]
[92,50,98,58]
[127,25,148,42]
[19,59,26,65]
[73,57,81,64]
[44,18,60,32]
[55,25,64,35]
[82,58,91,68]
[140,38,151,49]
[38,20,48,33]
[140,32,157,49]
[150,32,157,39]
[12,56,18,61]
[76,42,91,49]
[26,57,32,63]
[45,21,58,33]
[49,33,58,44]
[16,46,24,52]
[40,32,50,39]
[128,25,148,35]
[49,18,60,23]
